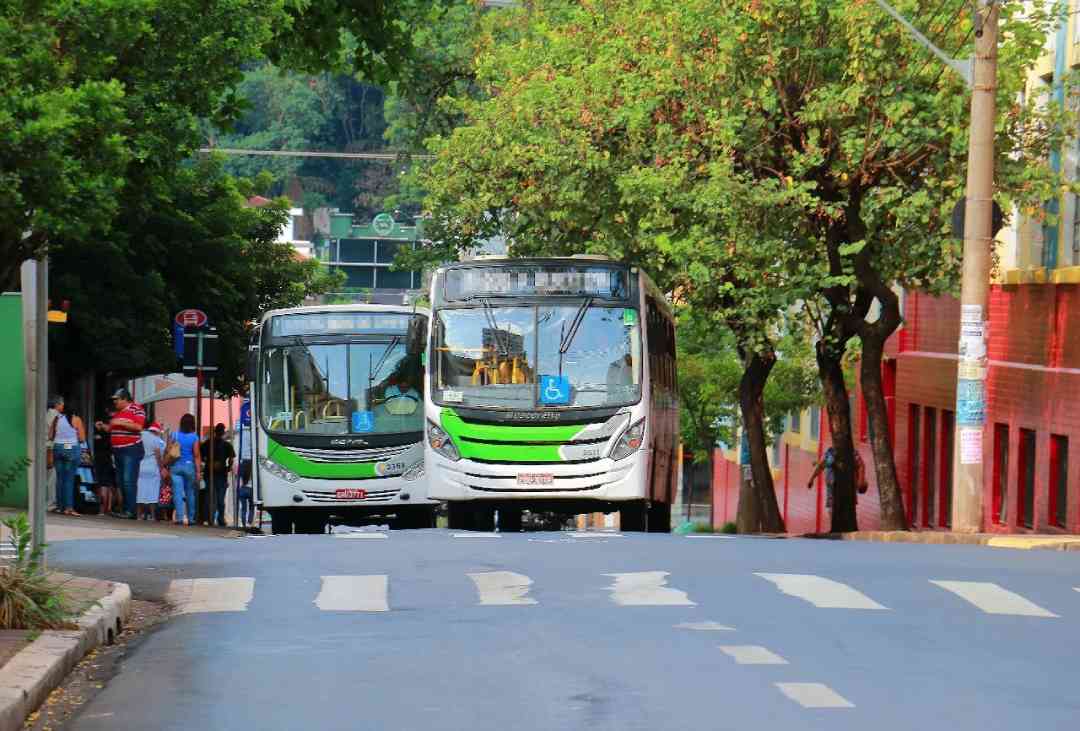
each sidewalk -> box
[830,530,1080,551]
[0,509,244,544]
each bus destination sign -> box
[445,265,628,301]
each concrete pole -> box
[951,2,998,533]
[21,258,48,554]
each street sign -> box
[951,198,1004,239]
[182,327,219,375]
[372,213,395,237]
[176,308,209,329]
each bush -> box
[719,522,738,534]
[0,513,77,630]
[691,523,716,533]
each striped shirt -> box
[110,402,146,449]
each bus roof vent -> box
[570,254,611,261]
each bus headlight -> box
[260,457,300,483]
[402,460,425,481]
[427,420,460,461]
[610,418,645,461]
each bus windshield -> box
[261,340,423,435]
[434,303,641,409]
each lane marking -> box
[930,580,1058,617]
[719,645,788,665]
[755,573,888,610]
[467,571,538,606]
[685,534,731,538]
[604,571,696,606]
[775,683,854,709]
[568,532,624,539]
[334,532,388,539]
[315,575,389,612]
[453,533,501,538]
[674,621,735,631]
[166,578,254,614]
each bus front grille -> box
[290,445,412,464]
[301,488,401,503]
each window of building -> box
[908,405,921,525]
[810,407,821,440]
[1050,435,1069,528]
[338,238,376,263]
[342,266,375,289]
[376,268,414,290]
[923,407,938,528]
[940,411,955,528]
[993,424,1009,525]
[1019,428,1036,529]
[790,410,801,434]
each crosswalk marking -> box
[775,683,854,709]
[604,571,695,606]
[167,578,254,614]
[333,532,388,539]
[755,573,888,610]
[453,533,501,538]
[468,571,538,606]
[568,532,624,539]
[719,645,788,665]
[930,580,1058,617]
[674,621,735,631]
[315,575,389,612]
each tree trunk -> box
[736,350,785,533]
[859,320,907,531]
[816,341,858,533]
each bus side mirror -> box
[246,346,259,382]
[406,317,427,355]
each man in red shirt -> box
[96,388,146,518]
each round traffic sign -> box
[372,213,395,237]
[175,308,208,328]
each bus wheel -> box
[270,510,294,535]
[647,502,672,533]
[294,515,327,534]
[619,501,648,532]
[497,507,523,532]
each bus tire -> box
[647,502,672,533]
[619,501,648,532]
[270,510,293,535]
[294,515,326,534]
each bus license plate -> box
[516,473,554,486]
[336,488,367,500]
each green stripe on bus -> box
[440,408,584,463]
[266,439,378,479]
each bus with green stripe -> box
[251,305,437,534]
[425,256,678,531]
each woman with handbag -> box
[169,414,202,526]
[50,396,86,516]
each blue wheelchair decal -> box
[539,375,571,405]
[352,410,376,433]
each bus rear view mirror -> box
[406,316,427,355]
[246,346,259,383]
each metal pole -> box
[209,377,216,527]
[951,1,998,533]
[21,258,48,555]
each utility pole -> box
[21,257,48,554]
[951,0,998,533]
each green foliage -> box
[0,458,30,496]
[719,521,738,535]
[691,522,717,534]
[0,514,76,630]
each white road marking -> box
[467,571,538,606]
[166,578,254,614]
[674,621,735,631]
[315,575,389,612]
[684,534,731,538]
[930,580,1058,617]
[604,571,695,606]
[333,532,388,539]
[775,683,854,709]
[453,533,501,538]
[568,532,624,539]
[719,645,789,665]
[755,573,888,610]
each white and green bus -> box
[424,257,678,532]
[250,305,436,534]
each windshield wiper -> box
[480,298,510,357]
[559,296,593,355]
[370,336,401,383]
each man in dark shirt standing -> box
[200,423,235,527]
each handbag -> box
[164,439,181,466]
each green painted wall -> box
[0,294,27,508]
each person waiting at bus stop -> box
[200,423,235,527]
[95,388,146,518]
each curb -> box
[818,531,1080,552]
[0,581,132,731]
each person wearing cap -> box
[136,422,165,520]
[95,388,146,518]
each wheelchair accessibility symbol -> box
[540,375,571,405]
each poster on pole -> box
[959,427,983,465]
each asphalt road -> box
[45,529,1080,731]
